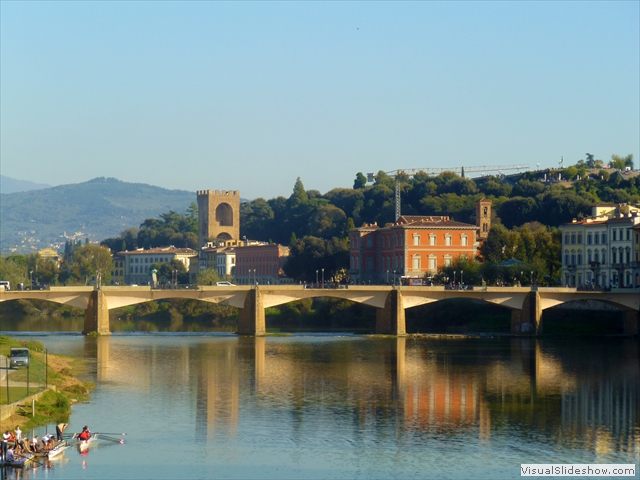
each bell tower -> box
[476,198,492,240]
[197,190,240,248]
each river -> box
[0,324,638,479]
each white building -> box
[119,246,198,285]
[561,204,640,288]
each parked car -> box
[0,281,10,290]
[10,347,29,368]
[216,281,236,286]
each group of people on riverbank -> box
[0,423,72,461]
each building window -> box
[428,256,437,272]
[461,235,468,246]
[577,233,582,244]
[412,255,421,271]
[594,234,599,245]
[602,233,607,243]
[577,251,582,265]
[613,230,617,241]
[564,250,569,265]
[413,234,420,246]
[429,234,436,246]
[571,250,576,265]
[445,235,452,246]
[444,255,452,267]
[571,233,576,244]
[564,234,569,244]
[612,248,617,264]
[587,234,592,245]
[601,249,606,264]
[594,250,599,263]
[587,250,592,263]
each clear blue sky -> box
[1,1,638,200]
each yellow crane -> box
[367,164,529,221]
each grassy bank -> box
[0,336,94,431]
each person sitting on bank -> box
[6,446,13,463]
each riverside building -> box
[348,199,491,284]
[560,204,640,288]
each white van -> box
[0,281,10,291]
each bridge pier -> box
[511,291,542,334]
[83,290,111,335]
[375,289,406,335]
[623,309,639,335]
[237,288,266,336]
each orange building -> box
[349,200,490,284]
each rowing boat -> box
[35,440,70,459]
[71,433,98,452]
[8,453,35,468]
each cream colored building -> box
[561,204,640,288]
[119,246,198,285]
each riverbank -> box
[0,336,94,431]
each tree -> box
[609,154,634,170]
[195,268,222,286]
[69,244,113,285]
[353,172,367,189]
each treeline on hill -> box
[1,154,637,330]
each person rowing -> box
[78,426,91,441]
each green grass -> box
[0,387,42,405]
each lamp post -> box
[30,270,33,287]
[393,270,397,286]
[453,271,457,287]
[173,269,178,288]
[386,270,389,285]
[461,270,464,288]
[530,270,534,286]
[520,271,523,286]
[321,268,325,289]
[316,270,319,287]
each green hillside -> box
[0,177,195,254]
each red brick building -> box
[234,244,292,285]
[349,200,490,284]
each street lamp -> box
[30,270,33,287]
[316,270,319,287]
[321,268,325,289]
[530,270,534,286]
[386,270,389,285]
[520,271,523,286]
[453,271,457,287]
[461,270,464,288]
[393,270,397,286]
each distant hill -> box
[0,177,196,254]
[0,175,52,194]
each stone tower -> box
[476,198,492,240]
[197,190,240,248]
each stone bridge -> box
[0,285,638,336]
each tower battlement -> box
[197,190,239,196]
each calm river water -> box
[0,324,638,479]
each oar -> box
[96,435,125,444]
[94,432,127,436]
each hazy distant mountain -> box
[0,177,196,254]
[0,175,52,194]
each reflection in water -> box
[80,335,640,459]
[17,333,639,478]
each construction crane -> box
[366,164,529,221]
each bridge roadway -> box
[0,285,638,336]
